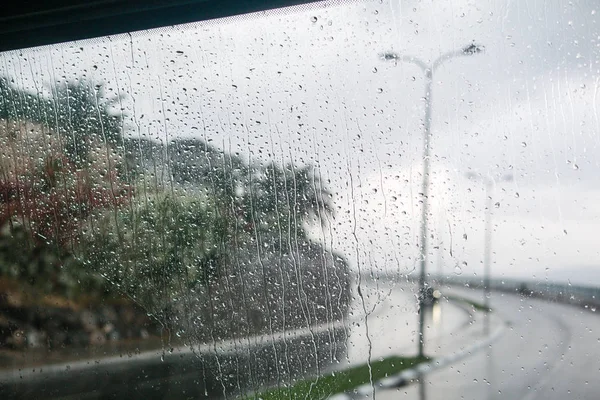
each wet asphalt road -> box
[344,281,470,366]
[367,286,600,400]
[5,281,598,399]
[0,281,468,400]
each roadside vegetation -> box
[446,295,492,312]
[251,355,428,400]
[0,76,350,351]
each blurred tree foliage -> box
[167,138,334,243]
[0,76,349,335]
[81,194,226,310]
[0,79,129,298]
[0,77,124,168]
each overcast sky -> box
[2,0,600,285]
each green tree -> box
[0,75,350,339]
[253,162,333,240]
[0,77,125,168]
[165,138,334,244]
[82,194,226,312]
[50,80,124,168]
[0,77,130,298]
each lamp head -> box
[463,43,485,55]
[381,52,399,61]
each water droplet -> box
[454,265,463,275]
[514,192,520,198]
[494,202,500,208]
[311,16,318,23]
[372,67,378,73]
[521,142,527,147]
[377,88,383,93]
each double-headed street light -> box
[465,172,512,333]
[381,42,485,358]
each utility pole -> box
[381,43,484,358]
[466,172,512,334]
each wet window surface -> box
[1,1,600,399]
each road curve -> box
[370,286,600,400]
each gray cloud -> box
[1,0,599,284]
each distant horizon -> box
[362,264,600,289]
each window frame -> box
[0,0,321,52]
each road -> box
[0,280,467,399]
[5,280,598,399]
[0,280,472,399]
[343,280,471,366]
[365,285,600,400]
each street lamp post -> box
[382,43,484,358]
[465,172,512,334]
